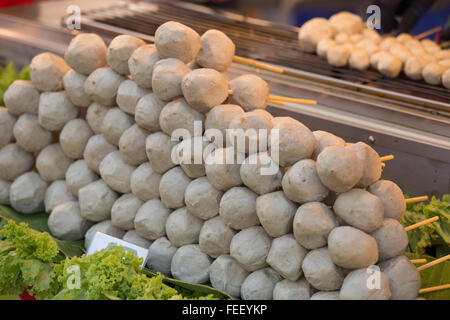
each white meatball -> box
[230,226,271,272]
[199,216,235,258]
[273,278,311,300]
[101,107,134,146]
[270,117,316,166]
[173,136,213,179]
[38,91,79,131]
[116,80,150,115]
[302,247,344,291]
[328,226,379,269]
[371,219,408,261]
[266,234,308,281]
[205,146,243,191]
[329,12,363,35]
[334,32,349,44]
[62,69,91,107]
[227,74,269,111]
[106,35,145,75]
[99,151,135,193]
[442,68,450,89]
[256,191,297,237]
[165,207,203,246]
[9,172,47,214]
[181,68,228,113]
[205,104,245,147]
[60,119,93,159]
[130,162,161,202]
[159,98,205,137]
[220,187,259,230]
[346,142,381,187]
[44,180,76,213]
[79,180,118,222]
[368,180,406,220]
[152,58,191,101]
[356,39,380,55]
[299,18,336,53]
[349,48,370,71]
[228,110,273,154]
[389,43,412,64]
[0,144,34,181]
[118,124,149,166]
[122,230,152,248]
[185,177,223,220]
[316,146,363,193]
[64,33,107,75]
[159,167,191,209]
[405,56,427,80]
[83,134,117,174]
[134,198,171,240]
[134,93,165,132]
[196,29,235,72]
[145,132,178,174]
[327,44,351,67]
[333,188,384,233]
[154,21,201,63]
[147,237,178,276]
[240,152,282,195]
[312,130,345,160]
[48,201,92,240]
[209,255,249,298]
[111,194,143,230]
[316,39,336,58]
[13,114,52,152]
[65,160,98,198]
[128,44,159,89]
[3,80,39,115]
[339,268,391,300]
[293,201,338,250]
[282,159,329,204]
[30,52,69,91]
[0,179,11,205]
[36,144,73,182]
[0,107,16,147]
[379,255,421,300]
[377,53,402,78]
[86,102,109,134]
[422,62,445,85]
[240,268,281,300]
[85,67,126,106]
[84,220,125,250]
[171,244,212,284]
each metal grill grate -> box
[80,1,450,104]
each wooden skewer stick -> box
[419,283,450,294]
[414,26,443,40]
[233,56,284,74]
[380,155,394,162]
[405,216,438,232]
[440,41,450,48]
[381,163,386,168]
[405,196,429,204]
[268,99,285,106]
[410,259,427,264]
[417,254,450,272]
[268,95,317,105]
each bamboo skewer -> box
[410,259,427,264]
[414,26,443,40]
[227,90,317,106]
[405,196,429,204]
[380,155,394,162]
[405,216,438,232]
[233,55,284,74]
[419,284,450,294]
[417,254,450,272]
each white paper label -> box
[87,232,149,268]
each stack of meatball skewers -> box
[0,20,434,300]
